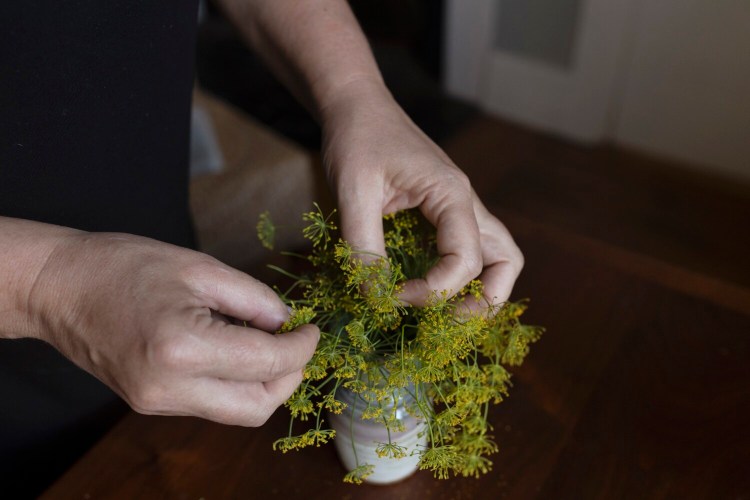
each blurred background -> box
[202,0,750,179]
[194,0,750,288]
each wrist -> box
[316,76,393,126]
[0,218,83,342]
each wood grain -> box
[442,116,750,291]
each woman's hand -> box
[28,231,319,426]
[216,0,522,309]
[321,81,524,308]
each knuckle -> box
[456,170,472,190]
[129,382,164,414]
[150,336,196,373]
[504,239,524,274]
[257,341,287,380]
[445,167,472,192]
[215,399,274,427]
[177,255,222,288]
[514,247,525,273]
[463,252,483,279]
[266,349,288,380]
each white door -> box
[444,0,637,142]
[445,0,750,179]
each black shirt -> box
[1,0,199,246]
[0,1,199,495]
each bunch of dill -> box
[257,205,543,483]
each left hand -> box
[320,80,524,309]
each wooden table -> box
[43,209,750,499]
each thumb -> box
[192,261,290,332]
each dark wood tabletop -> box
[43,208,750,500]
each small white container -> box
[328,385,428,484]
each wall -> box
[612,0,750,179]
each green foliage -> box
[257,206,544,482]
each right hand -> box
[28,232,319,426]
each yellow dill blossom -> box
[342,379,367,393]
[375,441,408,459]
[302,203,337,248]
[384,210,420,256]
[272,436,301,453]
[333,364,356,381]
[279,305,315,333]
[333,239,353,268]
[386,366,411,388]
[303,362,327,381]
[459,453,493,478]
[343,464,375,484]
[414,363,447,384]
[461,413,490,435]
[345,320,372,352]
[256,211,275,250]
[483,364,511,402]
[460,279,485,302]
[344,353,368,371]
[286,390,314,420]
[456,431,499,456]
[316,342,345,368]
[361,405,384,420]
[435,405,467,428]
[300,428,336,447]
[502,324,544,366]
[419,445,462,480]
[318,394,347,414]
[256,205,543,484]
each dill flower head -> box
[256,211,276,250]
[257,206,544,482]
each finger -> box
[469,201,524,313]
[198,322,320,382]
[456,261,520,316]
[476,250,522,306]
[400,193,482,306]
[263,369,306,408]
[191,262,290,332]
[337,184,387,259]
[177,373,303,427]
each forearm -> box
[0,217,319,426]
[0,216,81,340]
[216,0,389,121]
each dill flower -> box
[459,453,493,478]
[256,206,544,483]
[280,305,315,333]
[303,362,328,381]
[418,445,462,480]
[256,211,276,250]
[343,464,375,484]
[272,436,300,453]
[286,390,314,420]
[361,405,384,420]
[318,394,347,414]
[375,442,408,459]
[301,202,337,248]
[300,428,336,447]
